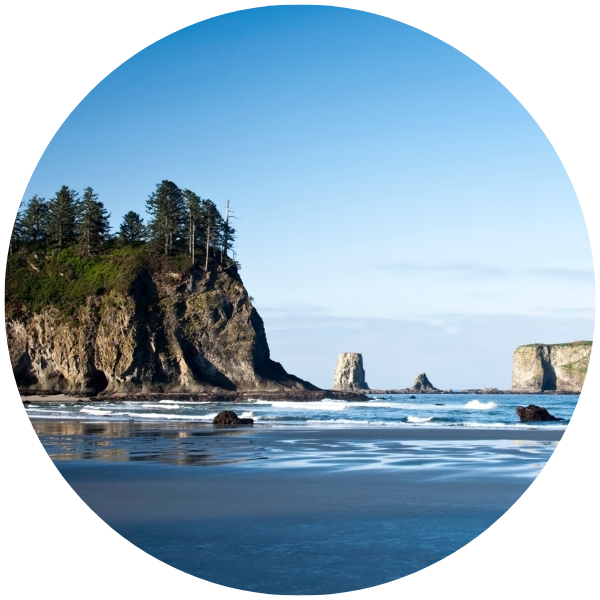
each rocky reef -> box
[6,261,316,395]
[511,341,592,392]
[332,353,369,390]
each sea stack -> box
[511,341,592,392]
[333,353,369,391]
[411,373,438,392]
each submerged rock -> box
[213,410,254,426]
[515,404,564,422]
[411,373,438,392]
[332,353,369,390]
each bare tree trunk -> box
[191,221,195,264]
[205,224,210,271]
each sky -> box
[20,5,594,389]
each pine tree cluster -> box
[10,180,237,266]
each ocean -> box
[25,392,576,428]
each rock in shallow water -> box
[213,410,254,426]
[516,404,564,422]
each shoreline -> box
[20,388,581,404]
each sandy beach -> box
[34,420,560,594]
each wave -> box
[464,400,499,410]
[79,407,219,421]
[406,416,434,423]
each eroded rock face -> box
[412,373,437,391]
[511,342,592,392]
[516,404,564,422]
[332,353,369,390]
[6,265,317,394]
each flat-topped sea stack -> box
[511,341,592,392]
[333,353,369,391]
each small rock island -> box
[332,353,369,391]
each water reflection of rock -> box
[34,420,262,467]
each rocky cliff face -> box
[6,264,316,394]
[511,341,592,392]
[332,353,368,390]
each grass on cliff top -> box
[4,244,195,318]
[519,340,593,348]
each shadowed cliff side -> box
[5,251,317,394]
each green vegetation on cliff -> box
[6,180,239,319]
[6,245,190,318]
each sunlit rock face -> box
[332,353,369,391]
[6,265,316,394]
[511,342,592,392]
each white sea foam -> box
[305,419,394,426]
[78,407,218,421]
[406,416,434,423]
[464,400,499,410]
[256,400,347,411]
[240,411,254,418]
[79,407,116,415]
[140,403,181,409]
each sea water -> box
[25,393,576,428]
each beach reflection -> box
[32,420,558,475]
[34,420,259,467]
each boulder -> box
[333,353,369,390]
[213,410,254,426]
[411,373,438,392]
[515,404,564,422]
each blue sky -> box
[21,6,594,389]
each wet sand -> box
[37,422,560,595]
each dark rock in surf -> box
[213,410,254,426]
[515,404,564,422]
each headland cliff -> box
[511,341,592,392]
[6,251,315,395]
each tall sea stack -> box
[332,353,369,391]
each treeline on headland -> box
[6,180,238,317]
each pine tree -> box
[146,180,185,255]
[182,189,202,263]
[198,199,224,268]
[20,195,50,245]
[77,187,111,254]
[47,185,79,249]
[118,211,146,245]
[9,203,24,254]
